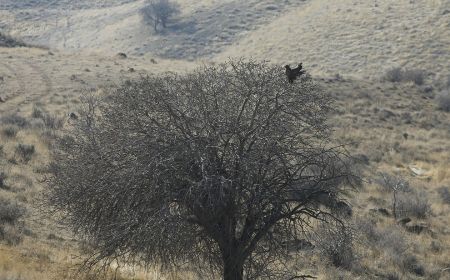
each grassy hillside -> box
[2,0,448,81]
[217,0,450,81]
[0,0,449,279]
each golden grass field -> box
[1,0,449,279]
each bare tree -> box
[141,0,180,32]
[378,173,409,219]
[46,60,359,279]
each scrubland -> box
[0,0,449,279]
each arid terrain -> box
[0,0,449,279]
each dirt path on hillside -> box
[0,55,53,115]
[0,47,196,117]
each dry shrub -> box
[1,126,18,138]
[436,90,450,112]
[437,186,450,204]
[0,32,27,48]
[0,224,23,245]
[31,106,44,119]
[31,106,64,130]
[1,114,29,128]
[0,197,26,245]
[384,67,403,83]
[0,172,9,191]
[401,255,425,276]
[384,67,425,85]
[402,69,425,85]
[41,114,64,130]
[315,224,355,269]
[356,220,408,257]
[14,144,35,163]
[0,197,26,225]
[396,190,431,219]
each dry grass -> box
[1,53,449,279]
[0,0,449,278]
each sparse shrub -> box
[402,69,425,85]
[354,218,379,243]
[384,67,426,85]
[437,186,450,204]
[377,173,410,219]
[30,119,45,130]
[436,90,450,112]
[14,144,35,163]
[430,240,442,253]
[385,273,400,280]
[1,113,29,128]
[31,106,44,119]
[384,67,403,83]
[378,226,408,255]
[141,0,180,31]
[0,172,8,190]
[315,225,355,269]
[31,106,64,129]
[41,114,64,130]
[396,190,431,219]
[0,197,25,225]
[2,126,18,138]
[402,255,425,276]
[0,32,27,48]
[0,224,23,245]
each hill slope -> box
[217,0,450,80]
[1,0,448,80]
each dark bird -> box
[285,63,306,83]
[69,112,78,120]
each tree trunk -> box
[223,257,244,280]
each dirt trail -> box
[0,47,196,116]
[0,53,51,115]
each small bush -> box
[0,172,8,190]
[0,32,27,48]
[402,69,425,85]
[315,225,355,269]
[14,144,35,163]
[2,126,18,138]
[378,226,408,256]
[31,106,44,119]
[41,114,64,130]
[1,114,29,128]
[0,224,23,245]
[396,190,431,219]
[385,273,400,280]
[0,197,26,225]
[437,186,450,204]
[354,218,379,243]
[30,119,46,130]
[384,67,403,83]
[31,106,64,129]
[384,68,426,85]
[436,90,450,112]
[402,255,425,276]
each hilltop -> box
[1,0,449,80]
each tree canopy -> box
[47,60,358,279]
